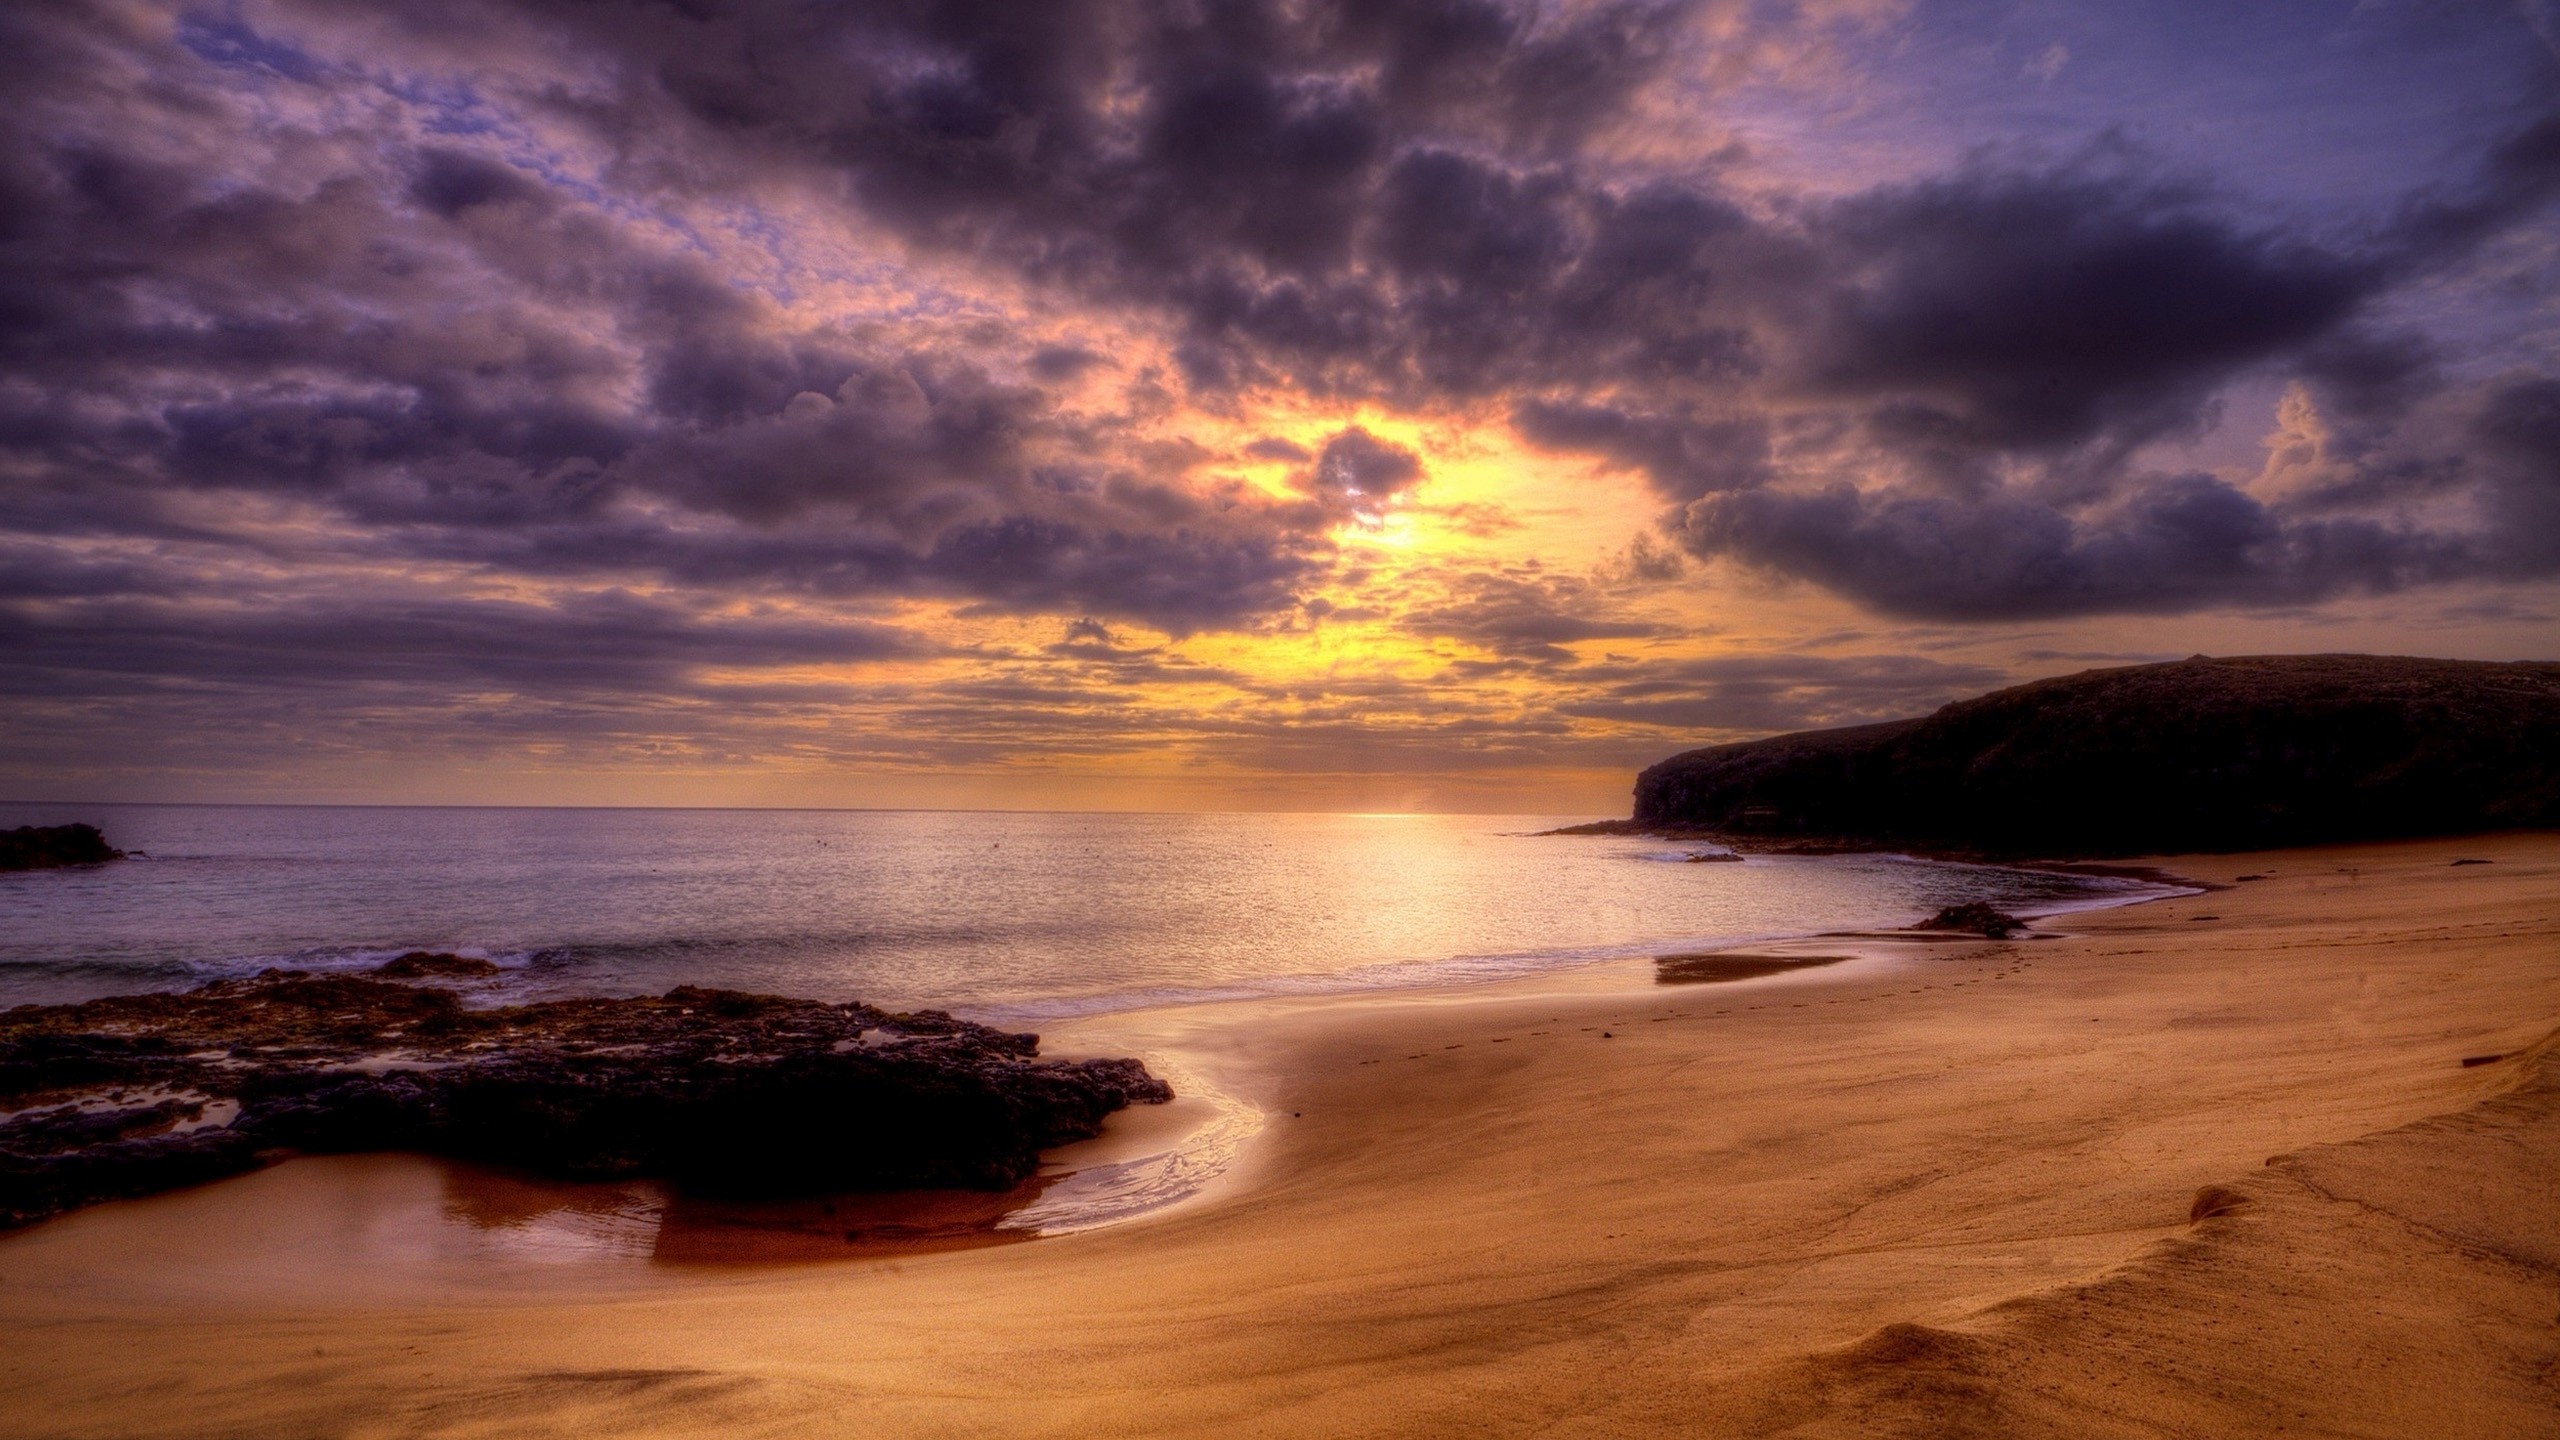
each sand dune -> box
[1,835,2553,1437]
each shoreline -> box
[1013,875,2197,1237]
[0,839,2176,1020]
[996,864,2199,1236]
[961,849,2185,1030]
[1,833,2553,1435]
[0,849,2175,1260]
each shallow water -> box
[0,804,2193,1260]
[0,804,2169,1015]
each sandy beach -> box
[2,832,2553,1438]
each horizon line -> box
[0,799,1625,820]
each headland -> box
[1619,654,2560,857]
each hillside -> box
[1629,655,2560,856]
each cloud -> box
[2380,112,2560,262]
[1660,123,2560,618]
[0,588,919,701]
[1560,652,2007,734]
[1399,570,1663,664]
[3,0,2559,795]
[1299,427,1428,524]
[1678,472,2484,620]
[1511,399,1771,500]
[0,2,1373,642]
[2474,374,2560,574]
[1803,159,2375,457]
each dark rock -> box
[1915,903,2027,938]
[371,951,503,979]
[2189,1184,2252,1222]
[0,970,1170,1229]
[1629,656,2560,856]
[1654,952,1851,984]
[1542,819,1626,835]
[0,824,122,872]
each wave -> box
[1,843,2192,1018]
[966,863,2190,1026]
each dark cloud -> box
[1300,428,1426,522]
[1600,532,1688,586]
[0,1,1364,643]
[2382,112,2560,261]
[407,148,550,218]
[927,515,1316,632]
[1028,345,1110,383]
[2,0,2558,790]
[2294,330,2440,430]
[2474,375,2560,575]
[1243,436,1312,462]
[363,0,1765,403]
[1400,571,1662,665]
[1559,653,2008,734]
[1510,400,1771,500]
[1677,473,2475,621]
[1661,122,2560,618]
[1804,162,2374,455]
[0,589,918,701]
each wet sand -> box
[1,833,2554,1437]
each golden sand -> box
[1,834,2553,1437]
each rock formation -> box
[0,823,122,871]
[0,956,1170,1229]
[1915,904,2028,938]
[1630,655,2560,856]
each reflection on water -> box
[1653,952,1855,984]
[0,806,2186,1278]
[434,1166,663,1259]
[425,1052,1259,1262]
[433,1163,1050,1265]
[0,804,2179,1014]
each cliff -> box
[1630,655,2560,857]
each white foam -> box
[999,1054,1263,1236]
[967,866,2192,1027]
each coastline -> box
[2,833,2553,1435]
[964,849,2184,1031]
[0,818,2162,1017]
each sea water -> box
[0,804,2172,1016]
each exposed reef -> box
[1654,952,1852,985]
[1915,904,2029,938]
[1627,655,2560,857]
[0,824,122,872]
[0,956,1170,1230]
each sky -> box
[2,0,2555,813]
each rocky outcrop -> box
[0,824,122,872]
[1915,904,2027,938]
[0,957,1170,1229]
[1630,655,2560,857]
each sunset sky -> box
[4,0,2556,812]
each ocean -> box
[0,804,2176,1018]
